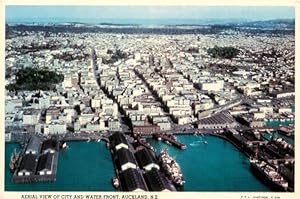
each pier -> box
[108,132,177,191]
[11,136,60,184]
[153,134,187,149]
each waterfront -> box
[5,141,115,191]
[6,135,270,191]
[264,119,295,145]
[147,135,271,191]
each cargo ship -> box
[159,148,185,186]
[250,159,288,191]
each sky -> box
[6,6,295,23]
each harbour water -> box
[264,119,295,145]
[147,135,270,191]
[5,141,115,191]
[5,135,270,191]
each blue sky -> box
[6,6,294,22]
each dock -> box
[11,136,60,184]
[153,134,187,149]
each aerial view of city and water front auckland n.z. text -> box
[4,5,295,194]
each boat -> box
[159,148,185,186]
[86,137,91,142]
[112,177,120,189]
[203,141,208,144]
[249,159,288,191]
[61,142,68,149]
[97,139,101,142]
[9,148,20,172]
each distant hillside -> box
[236,19,295,29]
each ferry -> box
[159,148,185,186]
[249,159,288,191]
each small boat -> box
[112,177,120,189]
[203,141,208,144]
[61,142,68,149]
[97,139,101,142]
[86,138,91,142]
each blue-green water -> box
[262,131,294,146]
[5,136,271,191]
[5,142,115,191]
[147,135,270,191]
[264,119,294,145]
[265,119,294,127]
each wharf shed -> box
[198,112,237,129]
[17,154,38,176]
[135,148,160,171]
[116,148,138,171]
[36,153,54,175]
[41,138,58,154]
[109,132,129,151]
[119,168,148,191]
[25,136,42,155]
[143,168,175,191]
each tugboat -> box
[112,176,120,189]
[159,148,185,186]
[249,158,288,191]
[9,148,20,172]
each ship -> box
[9,148,20,172]
[159,148,185,186]
[249,159,288,191]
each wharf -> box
[153,134,186,149]
[11,136,60,184]
[12,152,58,183]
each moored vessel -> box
[249,158,288,191]
[159,148,185,186]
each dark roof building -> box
[41,138,58,154]
[116,148,137,171]
[36,153,54,175]
[109,132,129,151]
[17,154,38,176]
[135,148,160,171]
[25,136,42,155]
[119,168,148,191]
[144,168,175,191]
